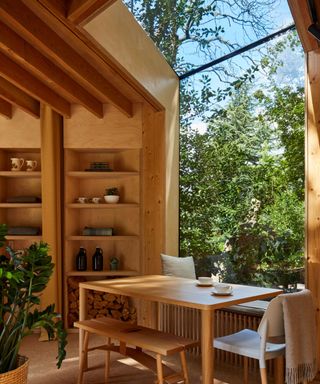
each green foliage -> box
[180,84,305,287]
[106,187,119,196]
[0,226,67,373]
[126,0,305,288]
[126,0,285,119]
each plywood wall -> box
[0,108,40,148]
[305,47,320,365]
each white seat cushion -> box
[161,254,196,279]
[214,329,285,361]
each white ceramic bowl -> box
[198,277,213,285]
[104,195,120,204]
[215,283,231,293]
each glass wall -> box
[124,0,305,290]
[179,32,305,290]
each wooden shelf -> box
[5,235,42,240]
[66,270,139,277]
[0,171,41,178]
[67,171,139,178]
[67,203,139,209]
[67,235,139,241]
[0,203,42,208]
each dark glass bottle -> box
[92,247,103,271]
[76,246,87,271]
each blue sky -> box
[125,1,303,129]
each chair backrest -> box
[257,295,284,338]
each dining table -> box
[78,275,283,384]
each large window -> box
[125,0,305,290]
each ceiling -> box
[0,0,161,120]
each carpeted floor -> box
[20,333,264,384]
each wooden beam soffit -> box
[35,0,163,112]
[288,0,319,52]
[0,22,103,118]
[0,76,40,118]
[0,97,12,119]
[37,0,67,17]
[0,52,70,117]
[0,0,133,117]
[67,0,117,25]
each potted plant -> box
[0,224,67,383]
[104,187,120,204]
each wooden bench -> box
[74,317,199,384]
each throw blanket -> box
[282,289,317,384]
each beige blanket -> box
[282,289,317,384]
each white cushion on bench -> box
[161,253,196,279]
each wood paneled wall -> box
[305,47,320,366]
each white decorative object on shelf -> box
[104,195,120,204]
[104,187,119,204]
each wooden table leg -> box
[201,309,213,384]
[79,286,87,368]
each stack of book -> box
[82,227,113,236]
[85,162,113,172]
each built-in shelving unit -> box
[63,108,144,327]
[67,235,140,241]
[0,146,42,248]
[5,235,42,241]
[67,203,139,209]
[67,171,139,178]
[0,171,41,178]
[0,203,42,208]
[66,270,139,277]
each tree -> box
[124,0,282,117]
[125,1,305,287]
[125,0,280,72]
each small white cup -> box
[92,197,101,204]
[198,277,213,285]
[26,160,37,171]
[215,283,232,293]
[11,157,24,171]
[77,197,88,204]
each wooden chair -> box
[75,317,198,384]
[214,295,286,384]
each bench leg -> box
[105,337,111,383]
[243,356,248,384]
[78,331,89,384]
[156,354,164,384]
[180,350,190,384]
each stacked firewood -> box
[67,277,137,328]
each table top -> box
[79,275,283,310]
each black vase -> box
[76,247,87,271]
[92,247,103,271]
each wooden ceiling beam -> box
[67,0,117,25]
[0,76,40,118]
[0,52,70,117]
[0,22,103,118]
[37,0,67,17]
[37,0,163,111]
[288,0,319,52]
[0,0,133,117]
[0,97,12,119]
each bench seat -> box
[75,317,199,383]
